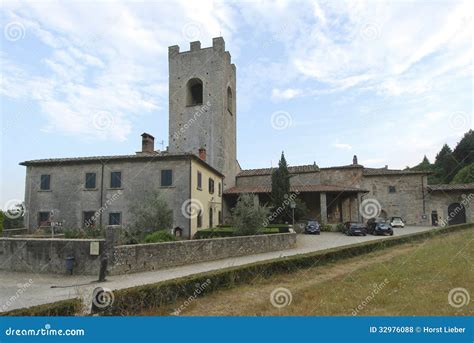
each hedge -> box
[1,298,82,316]
[194,227,280,239]
[100,223,473,315]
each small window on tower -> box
[187,78,203,106]
[227,86,233,114]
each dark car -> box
[367,218,394,236]
[305,220,321,235]
[342,222,367,236]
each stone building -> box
[21,134,223,239]
[19,37,472,238]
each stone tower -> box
[168,37,239,189]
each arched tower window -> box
[187,78,203,106]
[227,86,233,114]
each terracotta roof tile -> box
[224,184,368,194]
[427,183,474,191]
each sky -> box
[1,0,473,208]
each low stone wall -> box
[0,238,105,275]
[2,228,28,237]
[109,233,297,275]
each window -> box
[110,172,122,188]
[197,171,202,190]
[209,208,213,228]
[388,186,396,193]
[109,212,121,225]
[85,173,96,189]
[208,178,215,194]
[83,211,96,228]
[38,211,51,226]
[218,210,222,225]
[218,182,222,197]
[40,174,50,190]
[186,78,203,106]
[161,169,173,187]
[197,210,202,228]
[227,86,233,114]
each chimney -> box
[353,155,358,165]
[141,133,155,153]
[198,148,206,161]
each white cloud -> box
[334,143,352,151]
[1,0,237,141]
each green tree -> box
[0,211,3,235]
[452,130,474,176]
[232,193,269,236]
[451,163,474,184]
[270,152,291,223]
[128,190,173,236]
[433,144,457,184]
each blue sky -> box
[1,0,472,207]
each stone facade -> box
[426,188,474,225]
[21,153,223,239]
[168,38,240,190]
[225,163,434,225]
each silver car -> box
[390,217,405,228]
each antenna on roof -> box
[159,140,164,150]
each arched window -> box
[187,78,203,106]
[227,86,233,114]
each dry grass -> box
[141,229,474,316]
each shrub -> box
[143,230,176,243]
[320,224,333,232]
[336,223,345,232]
[128,190,173,240]
[194,227,281,239]
[232,193,269,236]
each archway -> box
[447,203,466,225]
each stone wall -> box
[361,174,429,225]
[0,237,105,275]
[426,191,474,225]
[108,232,297,275]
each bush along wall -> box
[1,298,83,316]
[100,223,473,315]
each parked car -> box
[342,222,367,236]
[367,218,394,236]
[390,217,405,228]
[304,220,321,235]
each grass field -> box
[142,229,473,316]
